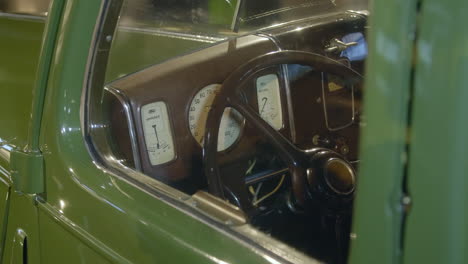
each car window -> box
[86,0,369,263]
[238,0,368,30]
[106,0,368,82]
[106,0,237,82]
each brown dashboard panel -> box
[105,12,367,194]
[108,34,278,192]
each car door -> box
[0,147,12,261]
[32,0,373,263]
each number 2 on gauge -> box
[256,74,283,130]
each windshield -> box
[239,0,368,30]
[119,0,368,37]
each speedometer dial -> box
[188,84,243,152]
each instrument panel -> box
[105,13,366,192]
[136,71,289,167]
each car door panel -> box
[1,192,41,264]
[0,10,46,263]
[0,165,11,260]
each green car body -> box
[0,0,467,263]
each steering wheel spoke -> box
[232,98,307,167]
[203,50,361,216]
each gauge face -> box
[188,84,243,152]
[141,101,176,166]
[256,74,283,130]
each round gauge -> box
[188,84,243,151]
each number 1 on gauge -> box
[256,74,283,130]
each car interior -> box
[101,1,368,263]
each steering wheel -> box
[203,50,362,215]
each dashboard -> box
[104,12,366,263]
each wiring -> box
[246,159,264,202]
[253,174,285,206]
[245,159,257,175]
[246,159,258,196]
[246,159,286,205]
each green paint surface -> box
[0,17,44,148]
[349,0,418,263]
[1,192,41,264]
[403,1,468,263]
[6,0,468,263]
[0,169,10,261]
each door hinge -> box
[10,150,44,194]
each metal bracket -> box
[10,150,44,194]
[325,38,358,53]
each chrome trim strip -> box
[118,26,227,44]
[0,141,14,164]
[0,138,13,184]
[255,32,282,51]
[0,165,11,186]
[0,147,10,164]
[104,86,142,171]
[0,12,46,20]
[192,191,247,225]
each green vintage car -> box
[0,0,466,263]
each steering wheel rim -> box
[203,50,362,214]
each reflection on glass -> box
[321,73,355,131]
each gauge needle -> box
[260,97,268,114]
[152,124,160,149]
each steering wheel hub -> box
[304,149,356,211]
[325,158,355,195]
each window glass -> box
[106,0,238,82]
[106,0,368,81]
[239,0,368,30]
[96,0,369,263]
